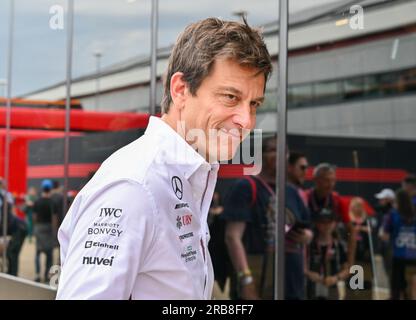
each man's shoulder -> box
[96,133,163,184]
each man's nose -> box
[233,103,253,129]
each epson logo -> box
[82,256,114,267]
[179,232,194,241]
[85,241,119,250]
[99,208,122,218]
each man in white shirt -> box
[56,17,272,299]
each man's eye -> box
[225,94,237,101]
[250,101,261,108]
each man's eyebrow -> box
[216,86,265,102]
[216,86,243,96]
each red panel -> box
[0,129,82,195]
[0,107,150,132]
[9,137,28,196]
[27,163,101,179]
[305,167,408,183]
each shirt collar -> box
[144,116,219,179]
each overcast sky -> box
[0,0,343,96]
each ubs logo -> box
[171,176,183,200]
[176,214,192,230]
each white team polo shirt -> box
[56,116,219,300]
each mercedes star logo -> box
[171,176,183,200]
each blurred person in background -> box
[208,191,224,226]
[0,177,27,276]
[33,179,58,283]
[402,174,416,206]
[23,186,38,243]
[51,180,64,230]
[307,163,341,222]
[287,151,309,205]
[285,151,312,299]
[346,197,375,299]
[381,189,416,300]
[375,188,395,280]
[207,191,229,297]
[307,163,356,267]
[223,136,277,300]
[305,208,350,300]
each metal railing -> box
[0,273,56,300]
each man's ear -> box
[170,72,187,111]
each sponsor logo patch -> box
[82,256,114,266]
[85,240,119,250]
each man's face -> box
[288,157,308,186]
[181,58,265,161]
[315,170,336,197]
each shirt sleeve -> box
[221,179,254,222]
[56,179,157,300]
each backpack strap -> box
[244,176,257,208]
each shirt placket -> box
[190,164,214,298]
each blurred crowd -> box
[0,136,415,300]
[0,178,67,283]
[208,136,416,300]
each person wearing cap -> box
[56,18,272,299]
[375,187,396,226]
[305,207,350,300]
[33,179,58,282]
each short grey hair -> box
[313,163,336,178]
